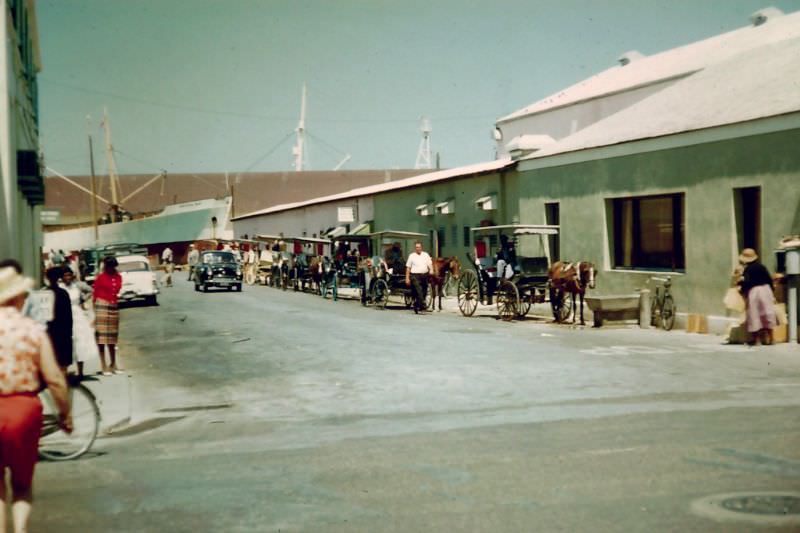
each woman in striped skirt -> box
[93,256,123,375]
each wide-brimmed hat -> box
[0,266,33,304]
[739,248,758,264]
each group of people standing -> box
[0,255,125,532]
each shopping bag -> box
[723,287,746,313]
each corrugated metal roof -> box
[232,158,515,221]
[498,9,800,124]
[524,35,800,161]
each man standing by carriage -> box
[405,241,432,314]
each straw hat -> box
[0,267,33,304]
[739,248,758,264]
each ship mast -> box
[101,106,121,207]
[292,83,307,171]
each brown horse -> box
[429,257,461,311]
[548,261,597,325]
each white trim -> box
[518,112,800,173]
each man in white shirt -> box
[187,244,200,281]
[405,241,432,314]
[161,246,174,287]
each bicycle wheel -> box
[372,279,389,310]
[39,384,100,461]
[661,294,676,331]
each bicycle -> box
[39,374,101,461]
[649,276,676,331]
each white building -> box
[0,0,43,277]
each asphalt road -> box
[31,278,800,532]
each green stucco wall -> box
[517,128,800,316]
[372,171,519,260]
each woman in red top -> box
[92,256,123,376]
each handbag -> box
[723,287,746,313]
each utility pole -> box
[86,115,99,244]
[101,106,120,209]
[415,116,432,170]
[292,83,307,171]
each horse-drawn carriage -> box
[321,234,372,302]
[457,224,565,321]
[366,230,434,311]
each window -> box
[463,226,471,247]
[734,187,760,256]
[611,193,685,271]
[545,202,560,262]
[451,225,458,247]
[437,226,446,248]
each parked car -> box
[116,254,159,305]
[194,251,243,292]
[79,243,147,284]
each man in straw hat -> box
[738,248,777,345]
[0,266,72,533]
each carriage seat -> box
[519,256,549,275]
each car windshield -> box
[203,252,235,264]
[117,261,150,273]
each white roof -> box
[498,9,800,123]
[525,34,800,160]
[232,158,514,221]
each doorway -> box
[545,202,560,262]
[734,187,760,256]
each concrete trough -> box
[585,294,641,327]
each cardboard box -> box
[773,323,788,343]
[686,313,709,334]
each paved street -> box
[33,279,800,532]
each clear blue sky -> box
[37,0,800,176]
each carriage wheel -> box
[457,270,479,317]
[372,279,389,310]
[661,294,675,331]
[517,291,532,318]
[549,285,570,323]
[244,266,257,286]
[497,279,519,321]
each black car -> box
[193,251,243,292]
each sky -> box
[37,0,800,176]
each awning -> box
[326,226,347,238]
[475,194,497,210]
[415,203,434,216]
[351,222,372,235]
[436,200,455,214]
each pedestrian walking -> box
[405,241,432,314]
[0,266,71,533]
[161,247,174,287]
[93,256,123,376]
[44,267,73,372]
[738,248,777,345]
[60,269,100,378]
[187,244,199,281]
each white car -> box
[116,254,159,305]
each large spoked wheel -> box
[661,294,675,331]
[372,279,389,310]
[549,285,570,323]
[244,265,257,286]
[497,279,519,321]
[517,291,532,318]
[457,270,479,317]
[39,384,100,461]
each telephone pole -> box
[101,106,120,208]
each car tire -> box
[235,284,242,292]
[145,295,158,306]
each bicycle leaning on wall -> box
[648,276,676,331]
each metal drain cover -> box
[691,492,800,526]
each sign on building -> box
[338,206,355,222]
[40,210,61,225]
